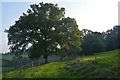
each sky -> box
[0,0,120,53]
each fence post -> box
[95,53,97,64]
[2,73,7,80]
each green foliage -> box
[104,26,120,51]
[81,30,106,55]
[5,2,82,63]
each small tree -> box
[28,42,43,72]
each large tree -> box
[5,2,82,64]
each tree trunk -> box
[68,54,70,60]
[39,59,40,66]
[31,61,34,72]
[93,53,97,64]
[44,55,48,64]
[19,67,22,78]
[41,55,44,65]
[2,73,7,80]
[60,56,63,61]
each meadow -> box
[3,49,119,78]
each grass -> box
[1,54,29,73]
[2,55,13,61]
[3,49,119,78]
[69,49,119,78]
[79,49,118,70]
[2,54,28,61]
[2,67,15,73]
[6,61,72,78]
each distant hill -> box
[2,52,29,55]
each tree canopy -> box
[103,26,120,51]
[5,2,82,64]
[81,30,106,55]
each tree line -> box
[81,26,120,55]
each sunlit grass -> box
[77,49,119,70]
[6,62,71,78]
[4,49,119,78]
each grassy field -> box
[2,55,13,61]
[2,54,28,61]
[2,67,15,73]
[3,49,119,78]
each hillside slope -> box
[4,49,119,78]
